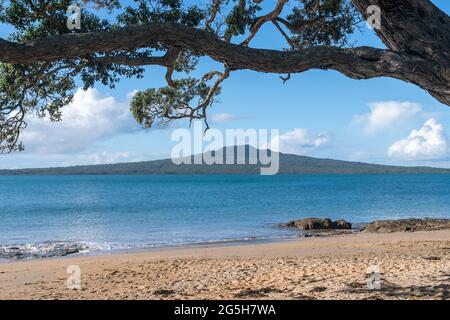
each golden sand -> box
[0,230,448,300]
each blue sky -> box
[1,0,450,169]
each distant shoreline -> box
[1,147,449,175]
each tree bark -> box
[352,0,450,65]
[0,0,448,105]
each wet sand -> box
[0,230,449,300]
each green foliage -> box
[131,77,217,128]
[117,0,205,26]
[0,62,77,152]
[287,0,359,48]
[224,1,261,39]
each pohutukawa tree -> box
[0,0,449,153]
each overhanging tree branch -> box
[352,0,450,65]
[0,21,448,105]
[0,0,449,154]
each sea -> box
[1,174,449,260]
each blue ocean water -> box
[0,174,449,259]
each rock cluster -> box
[281,218,352,230]
[361,218,450,233]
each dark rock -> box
[361,218,450,233]
[153,289,176,296]
[0,242,86,260]
[281,217,352,230]
[235,287,282,298]
[423,256,441,261]
[334,220,352,229]
[301,233,314,238]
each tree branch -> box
[351,0,450,65]
[0,21,447,105]
[205,0,222,33]
[240,0,289,46]
[88,54,171,67]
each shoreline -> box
[0,227,363,263]
[1,229,448,300]
[0,234,301,265]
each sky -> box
[1,0,450,169]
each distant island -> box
[1,146,449,175]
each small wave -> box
[0,241,117,260]
[0,235,298,261]
[138,234,299,249]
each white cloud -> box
[267,128,331,154]
[83,151,134,165]
[211,113,238,123]
[347,151,371,162]
[126,89,139,100]
[353,101,422,133]
[388,118,449,160]
[21,88,139,154]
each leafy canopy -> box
[0,0,360,153]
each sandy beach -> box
[0,230,448,300]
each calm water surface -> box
[0,174,449,259]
